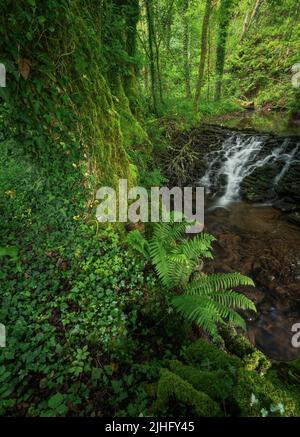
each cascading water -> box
[200,133,300,207]
[194,126,300,361]
[273,143,300,186]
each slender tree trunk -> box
[214,0,233,101]
[144,66,149,94]
[194,0,213,108]
[182,0,192,99]
[165,0,174,51]
[145,0,159,113]
[242,0,264,39]
[241,0,252,38]
[207,16,211,100]
[154,37,164,104]
[122,0,141,114]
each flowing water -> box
[199,132,300,360]
[200,133,300,208]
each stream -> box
[196,127,300,361]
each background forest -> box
[0,0,300,418]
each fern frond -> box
[168,258,194,287]
[152,221,172,242]
[168,220,189,242]
[153,220,187,246]
[172,295,221,340]
[149,239,173,287]
[187,273,255,295]
[172,293,252,338]
[168,253,189,265]
[126,230,150,259]
[210,290,256,312]
[225,308,247,330]
[173,234,214,260]
[138,219,256,339]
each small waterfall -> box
[273,143,300,186]
[200,134,299,207]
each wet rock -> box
[218,174,228,188]
[273,199,299,213]
[273,286,288,297]
[243,286,265,305]
[287,212,300,227]
[255,273,277,292]
[207,207,230,218]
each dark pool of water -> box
[204,201,300,361]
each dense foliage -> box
[0,0,300,419]
[138,0,300,121]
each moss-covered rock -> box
[184,338,243,370]
[220,326,271,375]
[152,368,222,417]
[233,368,300,417]
[151,337,300,417]
[274,359,300,387]
[168,360,234,402]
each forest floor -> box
[1,103,300,417]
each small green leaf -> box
[48,393,64,409]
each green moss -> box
[0,0,147,189]
[233,368,300,417]
[184,338,243,370]
[220,326,271,375]
[150,337,300,417]
[152,368,221,417]
[274,359,300,387]
[111,76,149,149]
[168,360,234,402]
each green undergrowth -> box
[0,130,195,417]
[0,137,190,416]
[226,0,300,115]
[150,332,300,417]
[146,96,243,132]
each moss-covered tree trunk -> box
[214,0,234,101]
[145,0,159,114]
[0,0,146,187]
[105,0,148,149]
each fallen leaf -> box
[18,58,31,80]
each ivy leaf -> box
[48,393,64,409]
[38,16,46,25]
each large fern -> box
[126,219,256,340]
